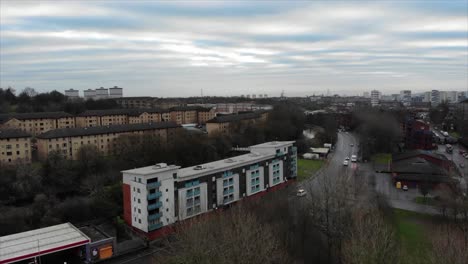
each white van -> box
[351,155,357,162]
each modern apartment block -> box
[0,129,32,165]
[206,111,269,135]
[0,112,75,135]
[122,141,297,235]
[36,122,181,160]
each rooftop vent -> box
[154,163,168,169]
[194,165,205,170]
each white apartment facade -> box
[121,141,297,234]
[370,90,381,107]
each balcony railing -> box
[223,188,234,195]
[148,222,163,231]
[148,201,162,210]
[276,151,284,157]
[147,182,161,189]
[148,213,162,221]
[147,192,162,200]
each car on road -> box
[296,189,307,197]
[343,160,349,166]
[350,143,354,147]
[402,185,408,191]
[351,155,357,162]
[345,156,350,160]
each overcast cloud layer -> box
[1,1,467,97]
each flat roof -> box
[0,223,90,263]
[250,141,295,149]
[122,164,181,176]
[177,152,275,180]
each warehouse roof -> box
[0,223,90,263]
[0,129,32,139]
[36,122,180,139]
[0,112,73,124]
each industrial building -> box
[121,141,297,237]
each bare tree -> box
[429,225,468,264]
[342,209,400,264]
[156,205,292,264]
[304,172,354,263]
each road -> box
[294,131,443,215]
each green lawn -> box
[297,159,324,181]
[449,131,460,138]
[413,196,436,206]
[372,153,391,165]
[393,209,432,263]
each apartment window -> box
[138,209,141,213]
[6,145,11,149]
[16,151,20,155]
[138,219,141,224]
[137,188,140,193]
[16,144,19,148]
[6,152,12,156]
[138,199,141,204]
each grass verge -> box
[297,159,324,181]
[413,196,436,206]
[371,153,392,165]
[393,209,432,263]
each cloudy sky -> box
[1,1,467,97]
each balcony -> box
[148,222,163,231]
[148,201,162,210]
[148,213,162,221]
[223,188,234,195]
[147,182,161,189]
[193,189,200,196]
[147,192,162,200]
[292,146,297,153]
[276,151,284,157]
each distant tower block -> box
[64,89,79,99]
[109,86,123,98]
[83,89,96,100]
[264,94,267,98]
[95,87,109,100]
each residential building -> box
[122,141,297,235]
[84,89,97,100]
[370,90,380,107]
[431,90,440,106]
[36,122,181,160]
[76,109,134,128]
[459,99,468,121]
[0,112,75,135]
[64,89,80,99]
[109,86,123,98]
[363,92,370,98]
[423,91,431,102]
[169,106,200,125]
[197,107,217,124]
[206,111,269,135]
[0,129,32,165]
[400,90,411,106]
[95,87,109,100]
[402,119,434,150]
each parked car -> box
[351,155,357,162]
[350,143,354,146]
[402,185,408,191]
[297,189,307,197]
[343,160,349,166]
